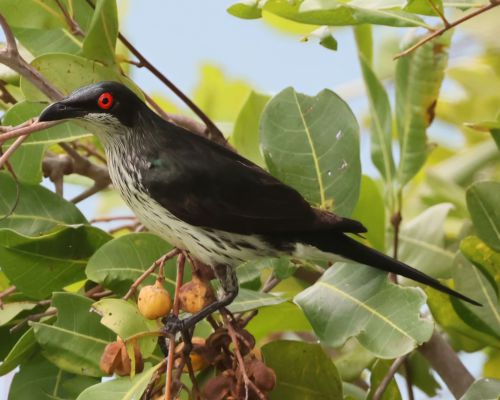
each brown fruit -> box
[179,276,216,314]
[137,280,172,319]
[202,374,233,400]
[99,338,144,376]
[175,337,210,372]
[247,359,276,392]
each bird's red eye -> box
[97,92,113,110]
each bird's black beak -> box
[38,100,87,122]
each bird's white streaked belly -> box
[107,152,275,266]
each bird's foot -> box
[161,314,185,336]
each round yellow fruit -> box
[137,281,172,319]
[179,276,216,314]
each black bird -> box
[39,81,480,331]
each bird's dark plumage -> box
[39,81,481,307]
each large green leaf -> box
[0,0,65,29]
[86,233,179,296]
[261,87,361,216]
[0,226,111,299]
[264,0,430,28]
[227,1,263,19]
[351,175,385,251]
[77,362,163,400]
[0,328,37,376]
[5,144,45,184]
[295,263,433,358]
[3,101,90,145]
[395,32,451,187]
[12,27,82,57]
[230,91,269,167]
[227,288,285,313]
[92,299,158,357]
[0,173,86,236]
[0,301,36,326]
[20,53,141,102]
[82,0,118,65]
[466,181,500,252]
[460,378,500,400]
[451,255,500,341]
[33,292,115,377]
[460,236,499,289]
[334,338,375,381]
[262,340,343,400]
[357,54,396,184]
[245,302,312,341]
[9,353,99,400]
[392,203,455,279]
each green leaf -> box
[405,0,443,15]
[0,328,37,376]
[193,64,252,123]
[353,24,373,69]
[264,0,430,28]
[0,173,87,236]
[334,338,375,381]
[3,101,90,145]
[227,288,285,313]
[77,362,163,400]
[351,175,385,251]
[357,54,396,183]
[0,301,36,326]
[392,203,455,279]
[262,340,343,400]
[227,1,263,19]
[0,0,65,29]
[451,255,500,340]
[230,91,270,167]
[460,378,500,400]
[0,226,110,299]
[466,181,500,252]
[261,87,361,216]
[91,299,158,357]
[395,32,451,187]
[33,292,115,377]
[294,263,433,358]
[407,352,440,397]
[20,53,141,102]
[460,236,500,289]
[367,359,402,400]
[82,0,118,65]
[12,27,81,57]
[9,353,99,400]
[245,301,311,341]
[6,144,45,184]
[427,289,500,350]
[86,233,178,296]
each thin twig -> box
[0,79,16,104]
[54,0,85,36]
[238,275,281,327]
[0,134,29,169]
[394,0,500,59]
[10,309,57,334]
[0,285,16,309]
[373,356,407,400]
[123,248,181,300]
[165,253,186,400]
[90,215,137,223]
[426,0,450,27]
[0,120,60,144]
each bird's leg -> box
[162,264,238,335]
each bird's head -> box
[39,81,144,132]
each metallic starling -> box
[39,81,480,332]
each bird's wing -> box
[142,125,366,235]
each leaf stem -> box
[394,0,500,59]
[373,356,407,400]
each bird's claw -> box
[161,314,185,335]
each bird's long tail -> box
[308,233,481,306]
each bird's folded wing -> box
[142,127,366,235]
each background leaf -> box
[295,263,433,358]
[466,181,500,252]
[262,340,343,400]
[261,87,361,216]
[33,292,115,377]
[0,173,87,236]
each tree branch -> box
[373,356,407,400]
[394,0,500,59]
[419,331,474,398]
